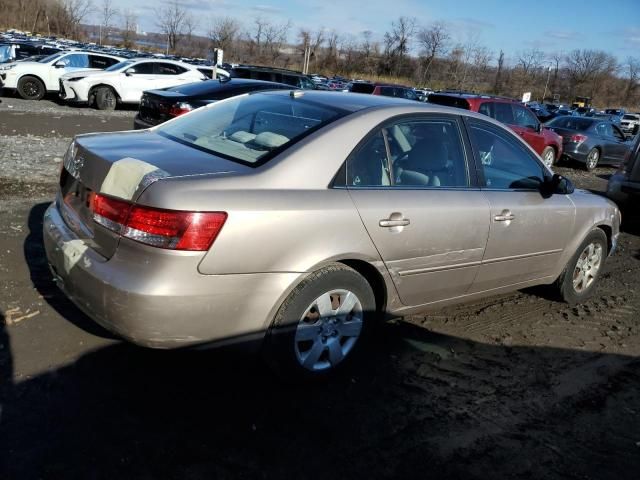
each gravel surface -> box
[0,99,639,480]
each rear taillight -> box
[92,194,226,251]
[570,134,588,143]
[168,102,193,117]
[158,101,193,118]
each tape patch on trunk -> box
[100,158,169,200]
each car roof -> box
[251,90,498,117]
[431,92,518,103]
[161,78,293,95]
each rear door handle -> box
[494,210,515,222]
[379,219,410,227]
[379,212,410,228]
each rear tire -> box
[541,146,556,168]
[264,263,375,381]
[17,75,45,100]
[554,229,607,304]
[584,148,600,170]
[94,86,117,110]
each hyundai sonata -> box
[44,90,620,378]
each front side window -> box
[61,54,89,68]
[127,62,155,74]
[157,92,347,166]
[513,105,539,129]
[469,120,545,190]
[346,117,469,188]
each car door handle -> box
[494,211,515,222]
[379,217,410,227]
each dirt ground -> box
[0,97,639,480]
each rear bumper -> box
[561,143,590,163]
[133,114,156,130]
[43,201,303,349]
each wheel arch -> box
[17,73,46,90]
[88,83,121,105]
[596,223,613,254]
[337,259,388,314]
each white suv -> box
[0,51,123,100]
[60,58,207,110]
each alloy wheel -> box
[586,149,599,169]
[294,289,363,372]
[543,149,555,168]
[572,242,603,293]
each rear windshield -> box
[427,94,471,110]
[547,116,593,131]
[349,83,375,94]
[157,92,347,166]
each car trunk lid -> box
[58,130,245,259]
[139,90,190,126]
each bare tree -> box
[207,16,240,56]
[156,0,188,53]
[517,48,544,76]
[417,21,450,83]
[120,8,137,49]
[98,0,117,45]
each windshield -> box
[39,52,64,63]
[547,117,593,131]
[605,109,621,115]
[157,92,347,166]
[622,115,638,120]
[105,60,134,71]
[0,45,11,63]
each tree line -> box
[1,0,638,108]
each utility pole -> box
[542,65,552,103]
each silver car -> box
[44,90,621,378]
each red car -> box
[428,93,563,167]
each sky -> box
[91,0,640,62]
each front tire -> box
[585,148,600,170]
[94,86,117,110]
[264,263,376,380]
[555,229,607,304]
[17,75,45,100]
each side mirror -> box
[124,70,134,76]
[541,173,574,197]
[54,61,66,68]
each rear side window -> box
[468,120,545,190]
[157,93,347,166]
[155,63,187,75]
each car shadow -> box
[1,315,639,479]
[24,202,116,339]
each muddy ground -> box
[0,97,639,480]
